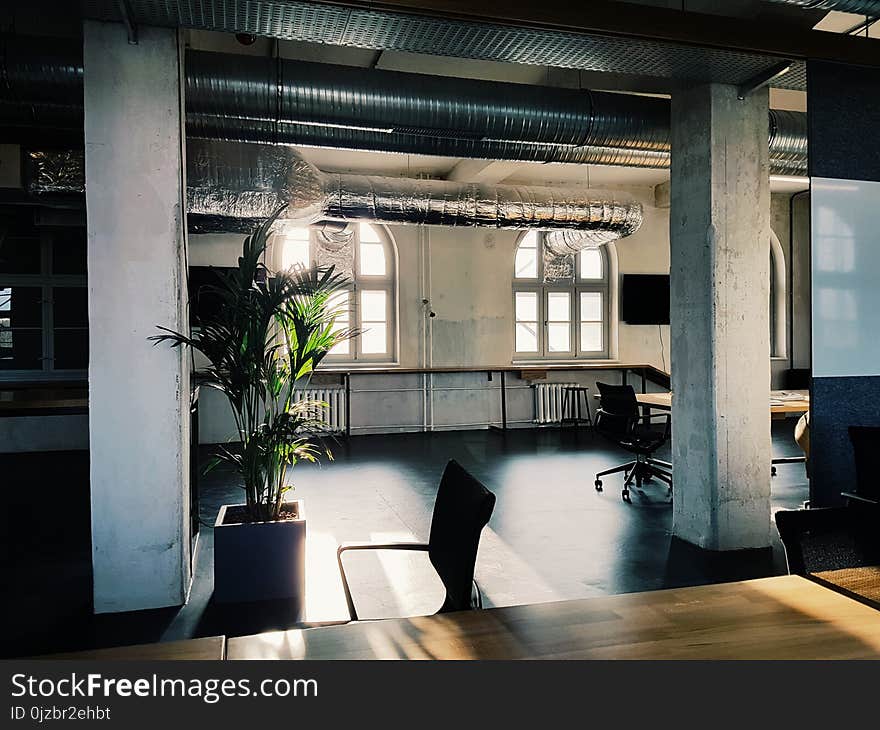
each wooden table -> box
[226,576,880,660]
[811,566,880,607]
[37,636,226,661]
[0,387,88,416]
[634,390,810,415]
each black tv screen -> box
[621,274,670,325]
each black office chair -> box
[774,505,880,576]
[843,426,880,505]
[336,459,496,621]
[593,382,672,504]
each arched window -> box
[278,221,397,363]
[513,231,610,359]
[769,230,786,359]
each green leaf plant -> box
[152,206,357,522]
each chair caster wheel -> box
[622,490,631,504]
[595,479,603,492]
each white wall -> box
[190,188,807,441]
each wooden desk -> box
[811,566,880,608]
[0,387,88,416]
[634,390,810,415]
[38,636,226,661]
[226,576,880,660]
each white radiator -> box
[292,387,347,433]
[533,382,579,424]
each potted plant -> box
[153,207,354,603]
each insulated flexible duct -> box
[27,141,643,246]
[187,140,643,244]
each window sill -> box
[512,359,617,366]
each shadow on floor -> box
[2,421,807,657]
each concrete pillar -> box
[669,84,771,551]
[85,21,191,612]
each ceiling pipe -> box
[0,38,807,174]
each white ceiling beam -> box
[445,159,522,184]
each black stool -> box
[561,386,593,430]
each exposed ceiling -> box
[190,29,807,192]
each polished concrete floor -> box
[3,422,808,658]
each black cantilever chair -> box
[593,382,672,504]
[774,505,880,576]
[336,459,496,621]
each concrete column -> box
[85,21,191,612]
[669,84,771,551]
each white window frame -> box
[0,230,88,381]
[275,222,398,364]
[513,231,610,360]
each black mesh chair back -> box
[595,382,640,439]
[774,506,880,576]
[428,459,497,613]
[849,426,880,502]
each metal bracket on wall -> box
[737,60,793,100]
[117,0,138,45]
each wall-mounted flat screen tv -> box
[621,274,670,325]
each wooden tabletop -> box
[634,390,810,415]
[811,566,880,607]
[37,636,226,661]
[226,576,880,660]
[0,387,88,414]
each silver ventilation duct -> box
[764,1,880,14]
[186,140,643,245]
[0,39,808,174]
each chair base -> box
[595,456,672,504]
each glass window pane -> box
[54,287,88,327]
[4,286,42,327]
[515,291,537,321]
[580,322,603,352]
[52,228,87,275]
[0,236,41,274]
[359,222,381,243]
[515,322,538,352]
[515,246,537,279]
[547,291,570,322]
[360,323,387,354]
[54,329,88,369]
[519,231,537,249]
[360,290,386,322]
[0,329,41,369]
[580,249,603,280]
[327,291,351,356]
[547,322,570,352]
[282,228,310,271]
[359,242,386,276]
[580,291,602,322]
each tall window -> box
[0,219,88,376]
[513,231,609,359]
[279,222,396,363]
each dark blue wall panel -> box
[808,60,880,183]
[810,376,880,506]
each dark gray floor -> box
[3,422,808,658]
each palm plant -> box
[153,206,355,523]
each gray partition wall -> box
[808,61,880,507]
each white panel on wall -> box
[811,177,880,377]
